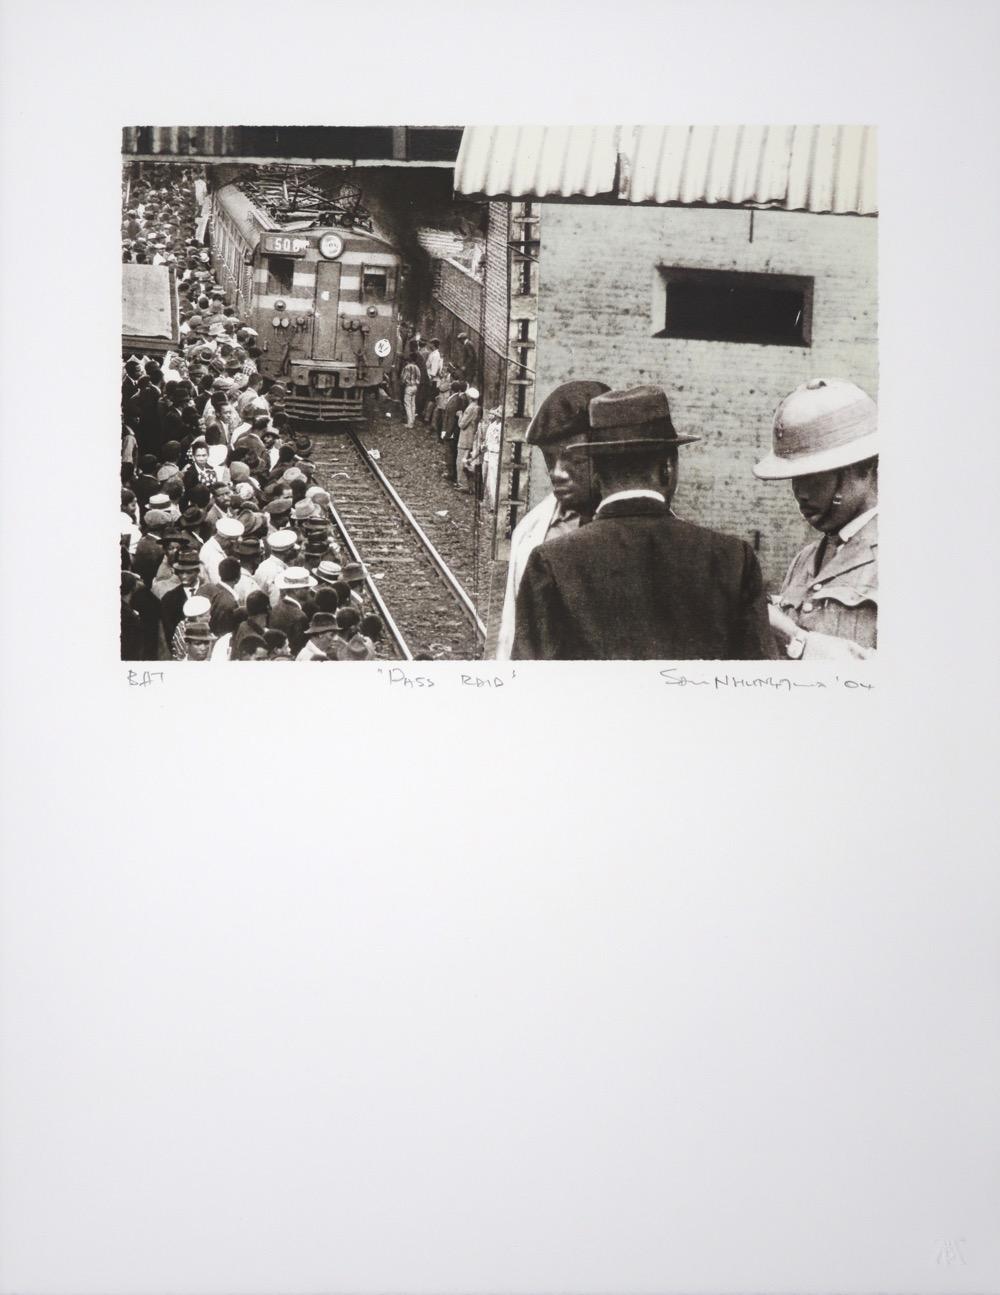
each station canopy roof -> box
[454,125,877,215]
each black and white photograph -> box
[2,3,999,1295]
[120,125,877,664]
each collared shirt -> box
[839,506,878,544]
[199,535,227,584]
[232,571,260,606]
[545,501,583,542]
[254,554,288,604]
[296,638,328,661]
[595,489,666,515]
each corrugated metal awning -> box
[455,125,877,215]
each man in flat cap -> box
[753,377,878,660]
[495,380,610,661]
[512,385,775,660]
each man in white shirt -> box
[199,516,244,584]
[254,530,300,605]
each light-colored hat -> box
[315,559,343,585]
[266,529,298,552]
[182,595,211,619]
[147,493,171,510]
[277,566,318,591]
[207,444,229,468]
[216,517,244,538]
[466,387,480,400]
[753,378,879,479]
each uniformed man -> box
[255,529,300,605]
[753,377,878,660]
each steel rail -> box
[347,430,487,647]
[325,498,413,662]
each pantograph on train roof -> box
[230,165,374,232]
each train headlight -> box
[280,317,289,328]
[367,305,378,317]
[272,317,281,327]
[274,299,286,311]
[319,233,344,259]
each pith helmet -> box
[754,378,878,479]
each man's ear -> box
[660,450,679,502]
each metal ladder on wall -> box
[493,202,540,565]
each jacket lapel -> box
[816,515,878,583]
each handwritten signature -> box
[660,668,873,691]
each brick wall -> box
[427,209,511,415]
[435,259,480,327]
[532,204,878,590]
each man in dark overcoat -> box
[512,385,776,661]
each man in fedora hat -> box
[340,562,367,613]
[512,384,775,660]
[182,619,216,662]
[753,377,878,660]
[295,611,345,661]
[495,380,610,660]
[158,550,204,645]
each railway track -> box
[308,429,486,661]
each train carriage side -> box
[208,184,259,323]
[210,183,402,423]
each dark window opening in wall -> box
[655,268,813,347]
[265,256,295,295]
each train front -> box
[254,221,400,423]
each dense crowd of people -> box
[121,165,385,662]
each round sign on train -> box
[262,234,310,256]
